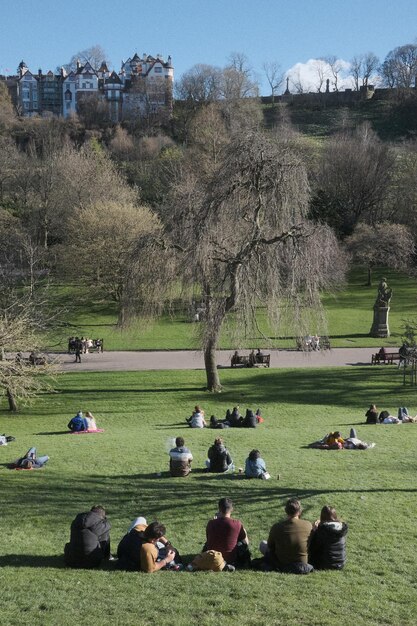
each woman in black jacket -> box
[308,506,348,570]
[206,438,234,473]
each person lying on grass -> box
[64,505,111,568]
[117,520,180,572]
[377,407,417,423]
[10,447,49,469]
[310,430,375,450]
[308,505,348,571]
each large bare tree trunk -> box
[7,388,18,412]
[204,337,221,392]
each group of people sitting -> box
[310,429,375,450]
[168,437,271,479]
[365,404,417,424]
[64,498,347,574]
[187,405,263,429]
[67,411,100,432]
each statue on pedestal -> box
[370,277,392,338]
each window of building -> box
[154,66,162,73]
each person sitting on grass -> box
[227,406,243,428]
[186,405,207,428]
[204,497,249,569]
[244,449,270,479]
[10,447,49,469]
[169,436,193,477]
[242,408,257,428]
[308,505,348,570]
[85,411,97,430]
[260,498,313,574]
[365,404,379,424]
[64,505,111,568]
[209,414,230,429]
[68,411,88,432]
[206,437,234,473]
[117,520,177,572]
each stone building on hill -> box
[7,53,174,122]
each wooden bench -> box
[254,354,271,367]
[231,354,250,367]
[371,352,400,365]
[231,353,271,368]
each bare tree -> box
[346,222,414,286]
[0,294,57,411]
[174,64,222,104]
[188,103,230,170]
[381,44,417,88]
[221,52,259,99]
[64,200,161,325]
[311,124,394,237]
[325,55,344,91]
[64,45,108,72]
[262,61,284,100]
[362,52,379,87]
[350,52,379,90]
[314,59,329,92]
[158,129,346,391]
[290,68,307,94]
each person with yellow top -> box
[325,431,344,449]
[117,520,177,572]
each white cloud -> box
[285,58,352,93]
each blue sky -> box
[1,0,416,94]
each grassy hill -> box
[262,95,417,142]
[1,366,416,625]
[43,267,417,352]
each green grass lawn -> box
[44,266,417,352]
[1,366,417,625]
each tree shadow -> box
[55,387,206,395]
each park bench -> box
[371,351,400,365]
[231,352,271,368]
[254,353,271,367]
[231,354,250,367]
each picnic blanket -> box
[69,429,104,434]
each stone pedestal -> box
[370,306,390,338]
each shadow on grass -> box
[0,554,66,568]
[55,388,207,395]
[4,474,416,523]
[36,431,70,436]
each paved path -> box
[55,348,377,372]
